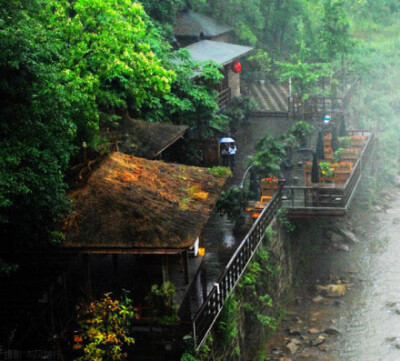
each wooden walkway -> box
[190,130,375,350]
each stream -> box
[265,182,400,361]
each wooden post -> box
[161,256,169,283]
[62,272,69,316]
[112,254,119,291]
[183,251,190,285]
[83,254,92,299]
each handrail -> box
[191,131,375,350]
[192,189,282,350]
[283,132,374,211]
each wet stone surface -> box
[265,184,400,361]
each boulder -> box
[324,327,341,335]
[312,295,325,304]
[317,284,347,297]
[285,341,298,355]
[339,228,361,243]
[393,217,400,225]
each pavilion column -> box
[83,254,92,299]
[112,254,119,291]
[161,256,169,283]
[183,251,190,285]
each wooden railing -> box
[192,190,282,350]
[218,88,231,109]
[283,131,375,214]
[288,95,344,119]
[191,131,374,350]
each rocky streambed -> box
[264,183,400,361]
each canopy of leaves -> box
[0,0,176,247]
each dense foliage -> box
[0,0,219,247]
[74,292,135,361]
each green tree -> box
[142,49,226,138]
[320,0,352,62]
[0,1,75,245]
[53,0,175,144]
[0,0,177,248]
[277,59,329,101]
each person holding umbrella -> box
[219,137,236,168]
[221,143,229,166]
[228,142,237,169]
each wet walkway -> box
[193,116,292,307]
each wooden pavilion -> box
[184,40,253,108]
[174,10,233,46]
[62,152,228,313]
[105,110,189,160]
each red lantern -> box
[231,61,242,73]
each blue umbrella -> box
[219,137,235,143]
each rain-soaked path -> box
[199,116,291,295]
[265,183,400,361]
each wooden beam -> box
[183,251,189,285]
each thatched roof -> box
[62,152,228,252]
[174,10,232,38]
[107,112,188,159]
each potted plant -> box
[338,136,352,149]
[319,162,334,182]
[332,161,353,183]
[261,176,279,188]
[324,146,333,159]
[304,161,312,173]
[340,147,358,160]
[349,135,367,147]
[323,133,332,147]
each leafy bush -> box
[146,281,179,325]
[74,291,135,361]
[216,186,248,231]
[289,121,315,146]
[210,166,233,178]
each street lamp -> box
[240,164,254,188]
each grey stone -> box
[285,342,298,355]
[287,327,302,336]
[290,338,302,345]
[393,217,400,225]
[309,335,326,347]
[312,295,325,304]
[324,327,341,335]
[338,243,351,251]
[339,228,361,243]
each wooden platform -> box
[284,131,375,218]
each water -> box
[333,194,400,360]
[268,189,400,360]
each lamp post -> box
[240,164,254,188]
